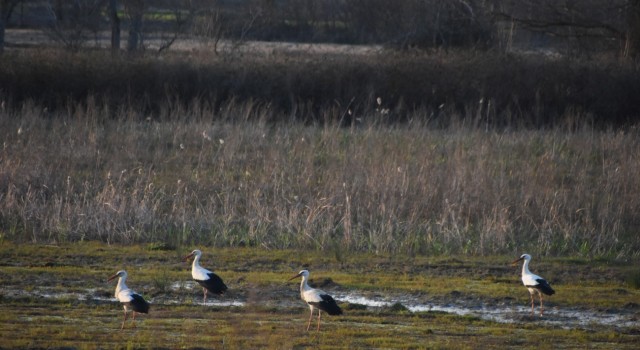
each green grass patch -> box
[0,243,639,349]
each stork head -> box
[107,270,127,283]
[288,269,310,281]
[184,249,202,261]
[511,253,532,265]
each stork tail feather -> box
[536,279,555,295]
[128,294,150,314]
[315,294,343,315]
[197,273,228,295]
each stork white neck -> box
[114,276,129,298]
[191,253,202,270]
[299,273,312,291]
[521,257,532,276]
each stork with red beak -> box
[288,269,342,331]
[107,270,150,330]
[184,249,227,304]
[512,254,555,316]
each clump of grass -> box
[150,269,172,295]
[384,302,409,313]
[146,242,173,251]
[343,303,368,311]
[626,270,640,289]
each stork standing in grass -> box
[512,254,555,316]
[289,269,343,331]
[107,270,150,330]
[184,249,227,304]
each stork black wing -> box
[309,294,343,315]
[127,293,150,313]
[196,272,228,295]
[535,278,555,296]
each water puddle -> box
[3,284,637,330]
[333,292,639,329]
[160,280,245,306]
[162,298,246,307]
[170,281,196,291]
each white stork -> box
[107,270,150,330]
[288,269,343,331]
[184,249,228,304]
[512,253,555,316]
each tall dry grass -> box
[0,100,638,257]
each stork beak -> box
[184,252,194,262]
[107,274,118,283]
[287,272,302,281]
[511,257,524,266]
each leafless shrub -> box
[43,0,105,51]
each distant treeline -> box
[1,50,639,128]
[5,0,640,58]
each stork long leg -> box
[121,308,127,330]
[530,293,535,315]
[306,307,314,331]
[132,311,137,328]
[316,309,322,331]
[539,294,544,316]
[203,287,207,305]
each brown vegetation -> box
[0,56,640,256]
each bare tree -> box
[494,0,640,58]
[0,0,21,54]
[109,0,120,55]
[155,1,195,53]
[624,0,640,57]
[45,0,107,51]
[125,0,144,52]
[232,6,260,50]
[192,5,224,53]
[340,0,492,49]
[190,0,261,56]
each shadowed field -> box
[0,242,638,349]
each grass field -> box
[0,242,638,349]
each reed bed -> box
[1,100,638,258]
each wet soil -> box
[1,243,638,335]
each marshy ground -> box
[0,242,638,349]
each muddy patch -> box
[333,291,639,329]
[3,283,637,331]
